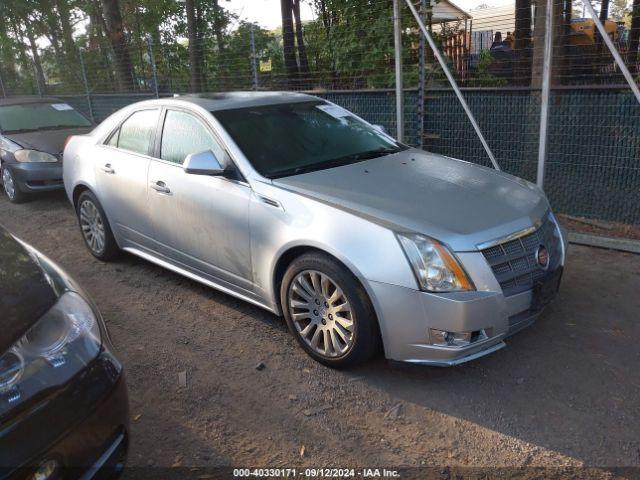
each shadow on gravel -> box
[2,192,639,468]
[351,246,640,467]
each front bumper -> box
[0,350,129,480]
[7,162,64,193]
[370,258,562,366]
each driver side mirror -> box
[183,150,225,176]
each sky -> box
[224,0,315,29]
[223,0,515,30]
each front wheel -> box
[280,252,380,368]
[76,190,120,261]
[2,164,26,203]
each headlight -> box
[397,233,475,292]
[0,292,101,412]
[0,136,20,153]
[14,149,58,163]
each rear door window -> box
[115,109,159,156]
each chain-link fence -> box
[0,0,638,225]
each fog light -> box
[429,329,473,347]
[31,459,60,480]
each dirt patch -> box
[557,214,640,241]
[2,191,639,476]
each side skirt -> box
[122,247,277,314]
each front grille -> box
[480,212,562,297]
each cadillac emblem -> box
[535,245,550,270]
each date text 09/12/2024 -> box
[233,468,401,478]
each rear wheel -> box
[2,164,26,203]
[281,252,380,368]
[76,190,120,261]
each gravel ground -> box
[1,191,639,478]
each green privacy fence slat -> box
[46,88,639,225]
[422,89,640,224]
[316,90,421,147]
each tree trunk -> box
[40,0,72,85]
[316,0,337,87]
[85,0,116,90]
[292,0,310,83]
[212,0,226,55]
[196,1,208,92]
[281,0,299,85]
[185,0,202,92]
[0,15,17,91]
[531,0,565,87]
[514,0,532,85]
[56,0,76,58]
[24,22,46,94]
[100,0,135,91]
[599,0,610,21]
[630,0,640,71]
[10,18,32,84]
[212,0,226,89]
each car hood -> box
[5,127,92,155]
[273,149,549,251]
[0,227,58,354]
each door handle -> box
[150,180,171,194]
[101,163,115,174]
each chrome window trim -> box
[97,143,155,162]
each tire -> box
[2,163,27,203]
[280,252,380,368]
[76,190,120,261]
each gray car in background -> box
[0,97,92,203]
[62,92,567,368]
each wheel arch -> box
[272,244,381,318]
[72,183,93,209]
[271,243,386,357]
[72,184,121,250]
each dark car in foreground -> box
[0,97,92,203]
[0,226,128,479]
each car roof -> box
[0,96,66,107]
[167,91,323,111]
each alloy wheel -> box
[79,199,106,254]
[288,270,355,358]
[2,167,15,200]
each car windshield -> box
[213,101,407,178]
[0,102,91,133]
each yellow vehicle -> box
[570,17,619,46]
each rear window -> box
[0,103,91,133]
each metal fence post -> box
[582,0,640,105]
[0,70,6,98]
[78,48,95,123]
[536,0,554,189]
[147,36,160,98]
[393,0,404,142]
[404,0,499,170]
[250,24,259,91]
[417,0,426,148]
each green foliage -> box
[467,49,508,88]
[0,0,495,95]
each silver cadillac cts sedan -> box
[63,92,567,368]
